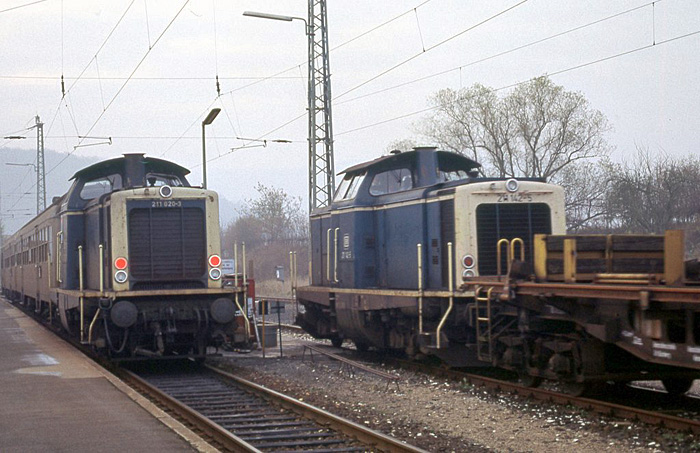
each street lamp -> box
[201,108,221,189]
[243,7,335,213]
[242,11,308,28]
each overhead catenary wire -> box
[217,0,435,98]
[334,1,661,106]
[0,0,48,14]
[223,0,672,144]
[334,28,700,138]
[6,1,191,214]
[48,0,191,176]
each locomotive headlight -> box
[208,254,222,267]
[462,254,475,269]
[209,268,222,280]
[159,185,173,198]
[462,269,476,279]
[114,270,128,283]
[505,178,519,193]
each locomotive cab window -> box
[334,172,366,201]
[80,174,122,200]
[146,173,186,187]
[438,169,469,182]
[369,168,413,196]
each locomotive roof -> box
[339,147,480,175]
[70,154,190,181]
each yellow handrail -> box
[78,245,84,343]
[436,242,454,349]
[333,227,340,283]
[99,244,104,294]
[496,238,510,278]
[510,238,525,262]
[417,243,423,335]
[326,228,332,282]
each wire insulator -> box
[61,74,65,98]
[216,75,221,97]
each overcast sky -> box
[1,0,699,227]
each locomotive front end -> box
[454,178,567,280]
[101,184,239,357]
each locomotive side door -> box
[310,213,334,287]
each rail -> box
[123,364,425,452]
[302,344,400,391]
[388,357,700,435]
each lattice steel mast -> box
[34,115,46,214]
[307,0,335,213]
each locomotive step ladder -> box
[475,286,495,362]
[474,286,517,363]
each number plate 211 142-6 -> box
[497,193,532,203]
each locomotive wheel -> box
[331,337,343,348]
[518,371,542,388]
[561,381,606,397]
[662,378,695,396]
[354,340,369,352]
[561,382,587,397]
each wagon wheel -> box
[331,337,343,348]
[662,378,695,396]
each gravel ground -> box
[210,333,700,452]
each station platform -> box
[0,298,214,453]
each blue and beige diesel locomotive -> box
[296,147,700,394]
[1,154,248,359]
[296,146,566,359]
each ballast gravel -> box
[211,333,699,452]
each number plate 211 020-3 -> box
[151,200,182,208]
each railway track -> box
[272,326,700,435]
[380,356,700,435]
[121,363,426,452]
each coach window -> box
[369,168,413,196]
[80,174,122,200]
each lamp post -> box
[201,108,221,189]
[243,5,335,213]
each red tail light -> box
[115,257,128,270]
[209,254,221,267]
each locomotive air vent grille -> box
[128,207,206,281]
[476,203,551,276]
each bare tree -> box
[552,159,613,232]
[506,77,610,179]
[222,184,309,288]
[605,149,700,242]
[421,77,611,179]
[385,139,418,153]
[421,84,511,176]
[419,76,612,227]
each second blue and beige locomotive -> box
[1,154,250,358]
[298,147,564,357]
[296,146,700,394]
